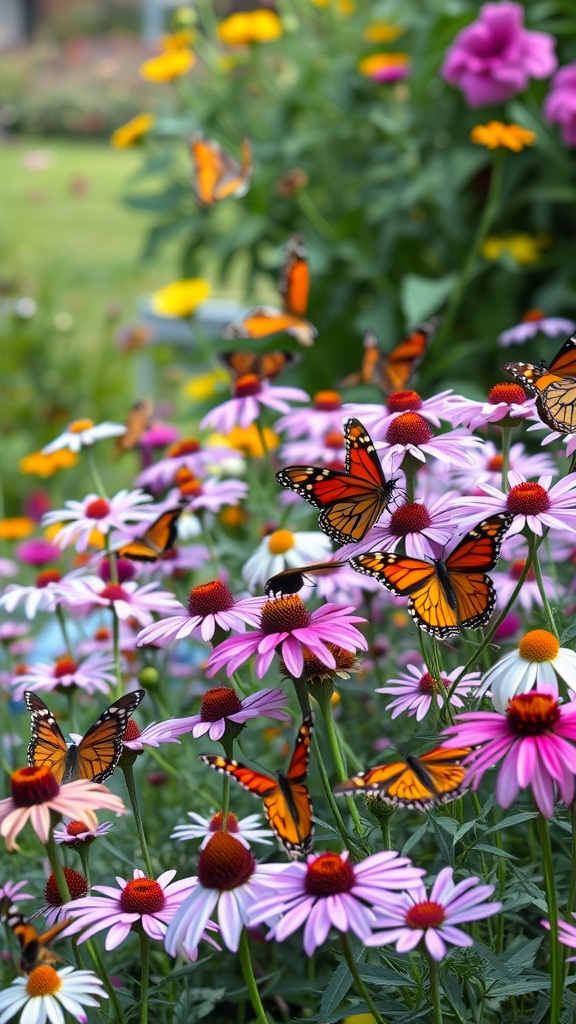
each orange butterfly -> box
[223,234,317,348]
[219,349,299,383]
[350,513,513,638]
[333,745,471,810]
[504,330,576,433]
[265,559,348,597]
[200,715,314,859]
[117,500,187,562]
[0,897,71,974]
[191,135,252,205]
[340,316,441,395]
[276,418,398,545]
[116,399,153,454]
[25,689,145,784]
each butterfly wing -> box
[191,136,252,205]
[334,746,470,810]
[223,305,317,348]
[219,349,297,382]
[278,234,310,317]
[537,379,576,433]
[349,548,452,631]
[443,513,513,631]
[0,898,71,974]
[25,692,69,784]
[117,500,187,562]
[75,689,145,784]
[380,316,441,394]
[116,399,153,454]
[265,559,348,597]
[504,332,576,394]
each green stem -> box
[314,682,364,837]
[139,928,150,1024]
[121,763,154,877]
[84,937,126,1024]
[311,733,352,852]
[568,802,576,921]
[44,831,72,902]
[427,953,443,1024]
[499,426,513,493]
[340,933,387,1024]
[238,928,270,1024]
[537,813,563,1024]
[85,447,107,499]
[379,812,393,851]
[55,605,74,658]
[529,532,558,638]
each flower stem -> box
[121,763,154,877]
[340,933,387,1024]
[139,928,150,1024]
[311,733,356,853]
[314,682,364,838]
[44,831,71,902]
[55,605,74,658]
[238,928,270,1024]
[499,425,513,492]
[529,532,559,638]
[537,812,563,1024]
[427,953,444,1024]
[85,447,107,499]
[85,937,126,1024]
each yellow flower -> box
[20,449,78,477]
[44,523,64,543]
[184,369,230,401]
[470,121,536,152]
[161,29,196,51]
[139,49,195,82]
[227,424,279,457]
[110,113,155,149]
[343,1016,377,1024]
[362,22,404,43]
[358,52,410,79]
[219,506,249,528]
[151,279,210,317]
[312,0,355,11]
[217,10,283,46]
[0,517,35,541]
[482,233,550,265]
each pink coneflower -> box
[133,543,210,579]
[457,470,576,536]
[172,810,274,849]
[42,418,126,454]
[54,818,114,846]
[0,569,64,619]
[11,652,116,701]
[543,915,576,960]
[62,868,200,950]
[275,389,346,440]
[200,375,309,433]
[376,663,481,721]
[55,576,181,627]
[498,312,575,346]
[136,580,266,647]
[206,596,368,679]
[449,440,556,493]
[16,539,61,566]
[0,767,125,850]
[344,389,458,437]
[492,536,562,613]
[280,429,346,466]
[168,476,248,513]
[342,491,468,560]
[135,439,239,493]
[42,489,155,552]
[0,558,17,579]
[247,850,425,954]
[0,878,34,904]
[140,422,180,448]
[441,691,576,816]
[375,413,483,473]
[120,716,200,751]
[0,965,108,1024]
[181,685,290,741]
[477,629,576,710]
[242,528,333,591]
[450,382,536,430]
[365,867,501,961]
[42,867,90,925]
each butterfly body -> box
[117,500,187,562]
[116,399,153,454]
[191,135,252,205]
[340,317,441,395]
[504,331,576,433]
[25,689,145,784]
[334,745,471,810]
[265,559,348,597]
[0,897,70,974]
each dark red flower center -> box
[85,498,110,520]
[94,627,111,641]
[506,482,550,516]
[385,412,432,446]
[486,453,504,472]
[233,373,262,398]
[35,569,61,588]
[305,853,355,895]
[313,390,341,411]
[198,832,256,890]
[522,309,545,322]
[386,390,422,413]
[45,867,88,906]
[120,878,165,914]
[54,657,78,678]
[506,692,560,735]
[389,502,431,536]
[418,672,445,694]
[187,580,235,616]
[167,439,201,457]
[200,686,243,721]
[324,431,345,449]
[509,559,535,581]
[209,811,239,834]
[299,643,356,679]
[123,720,141,741]
[260,595,311,634]
[100,583,128,603]
[10,766,59,807]
[405,900,446,929]
[100,557,135,583]
[488,383,527,406]
[66,820,92,837]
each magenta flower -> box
[168,477,248,513]
[55,576,181,627]
[365,867,501,961]
[543,916,576,960]
[376,663,481,721]
[206,596,368,679]
[376,413,483,473]
[181,685,290,741]
[54,820,114,846]
[135,440,239,493]
[441,691,576,816]
[498,313,575,346]
[344,389,460,437]
[11,652,116,701]
[247,850,425,955]
[42,489,155,552]
[457,470,576,537]
[342,491,468,560]
[136,580,266,647]
[275,390,346,440]
[442,2,557,107]
[121,716,202,751]
[200,378,309,433]
[544,63,576,146]
[451,382,536,430]
[172,810,274,849]
[16,539,61,566]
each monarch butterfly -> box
[349,513,513,639]
[25,689,145,785]
[333,745,472,810]
[0,896,71,974]
[276,418,398,545]
[200,715,314,859]
[191,135,252,205]
[504,330,576,433]
[117,500,187,562]
[265,559,348,597]
[340,316,441,395]
[116,399,153,454]
[223,234,317,348]
[219,349,299,383]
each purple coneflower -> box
[11,651,116,701]
[344,389,458,436]
[0,568,64,619]
[497,311,575,346]
[458,470,576,536]
[181,685,290,741]
[376,412,483,473]
[376,662,481,721]
[55,576,181,627]
[54,818,114,846]
[172,810,274,848]
[135,438,239,493]
[200,374,309,433]
[16,538,61,566]
[342,491,467,560]
[275,389,346,440]
[450,382,536,430]
[448,440,556,493]
[43,489,155,552]
[136,580,265,647]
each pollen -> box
[506,482,550,516]
[418,671,442,694]
[198,832,256,890]
[26,965,62,996]
[267,529,295,555]
[11,766,60,807]
[54,656,78,678]
[405,900,446,929]
[305,852,355,895]
[385,412,433,446]
[120,877,165,914]
[386,390,422,413]
[85,498,111,520]
[389,501,431,536]
[313,390,341,410]
[487,382,527,406]
[200,686,243,722]
[36,569,62,588]
[45,867,88,905]
[209,811,240,834]
[167,438,201,457]
[506,692,560,734]
[69,419,94,434]
[260,595,311,634]
[518,629,560,662]
[233,373,263,398]
[187,580,235,615]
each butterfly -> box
[191,135,252,205]
[349,513,513,639]
[117,500,188,562]
[115,399,154,454]
[340,316,441,396]
[200,715,314,859]
[219,349,299,383]
[0,897,71,974]
[333,745,472,810]
[276,418,398,545]
[25,689,145,785]
[504,330,576,434]
[223,234,317,348]
[265,559,348,597]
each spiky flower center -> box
[198,832,256,890]
[11,766,59,806]
[85,498,111,520]
[385,412,432,446]
[405,900,446,929]
[26,965,62,996]
[522,309,545,322]
[506,482,550,516]
[120,877,165,914]
[299,643,356,681]
[200,686,243,722]
[167,439,201,457]
[66,820,92,837]
[234,373,262,398]
[305,852,355,895]
[54,657,78,678]
[518,629,559,662]
[314,390,341,411]
[387,390,422,413]
[35,569,62,588]
[389,501,431,536]
[506,692,560,734]
[487,453,503,471]
[69,419,94,434]
[45,867,88,906]
[267,529,295,555]
[488,383,527,406]
[100,583,128,603]
[324,430,345,449]
[209,811,239,834]
[418,672,445,694]
[123,720,141,741]
[187,580,235,615]
[260,595,311,634]
[510,559,535,582]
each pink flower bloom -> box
[449,440,556,493]
[376,663,481,721]
[182,685,290,741]
[543,915,576,960]
[365,867,501,960]
[135,440,239,493]
[441,691,576,816]
[200,377,309,433]
[132,543,210,579]
[280,430,346,466]
[136,580,266,647]
[0,569,65,619]
[0,558,17,579]
[498,313,575,346]
[247,850,425,955]
[344,389,458,438]
[544,62,576,146]
[54,820,114,846]
[457,470,576,537]
[375,413,483,473]
[55,576,181,627]
[43,490,155,552]
[140,422,180,448]
[11,652,116,701]
[62,868,200,950]
[342,491,468,560]
[275,390,345,440]
[206,597,368,679]
[16,539,61,566]
[0,878,35,904]
[451,382,536,430]
[172,810,274,849]
[442,2,557,107]
[121,717,202,750]
[168,477,248,513]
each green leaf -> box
[174,988,226,1023]
[319,959,352,1021]
[400,274,457,324]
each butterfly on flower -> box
[115,398,154,454]
[340,316,441,395]
[333,744,471,810]
[276,418,398,545]
[117,499,187,562]
[0,896,71,974]
[25,689,145,785]
[200,714,314,859]
[504,329,576,434]
[265,559,348,597]
[350,513,513,638]
[219,349,299,383]
[223,234,317,348]
[191,135,252,205]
